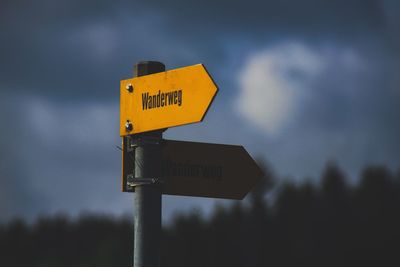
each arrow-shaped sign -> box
[120,64,218,136]
[122,139,263,200]
[161,140,263,199]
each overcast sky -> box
[1,0,399,223]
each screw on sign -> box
[119,61,263,267]
[126,84,133,93]
[125,120,133,132]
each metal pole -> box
[132,61,165,267]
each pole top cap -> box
[134,61,165,77]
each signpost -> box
[120,61,263,267]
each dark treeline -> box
[1,163,400,267]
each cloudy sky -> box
[1,0,399,223]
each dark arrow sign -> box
[122,138,263,200]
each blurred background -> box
[1,0,399,266]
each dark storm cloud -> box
[1,0,152,100]
[292,46,400,176]
[145,0,385,35]
[0,0,394,101]
[0,95,123,221]
[1,0,399,222]
[0,93,46,220]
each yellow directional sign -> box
[120,64,218,136]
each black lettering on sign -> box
[163,161,223,181]
[142,90,182,110]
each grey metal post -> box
[132,61,165,267]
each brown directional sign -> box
[162,140,263,199]
[122,138,263,200]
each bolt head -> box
[125,120,133,132]
[126,84,133,93]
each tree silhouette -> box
[1,163,400,267]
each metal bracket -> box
[127,174,164,187]
[126,131,164,149]
[130,137,162,148]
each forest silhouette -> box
[1,162,399,267]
